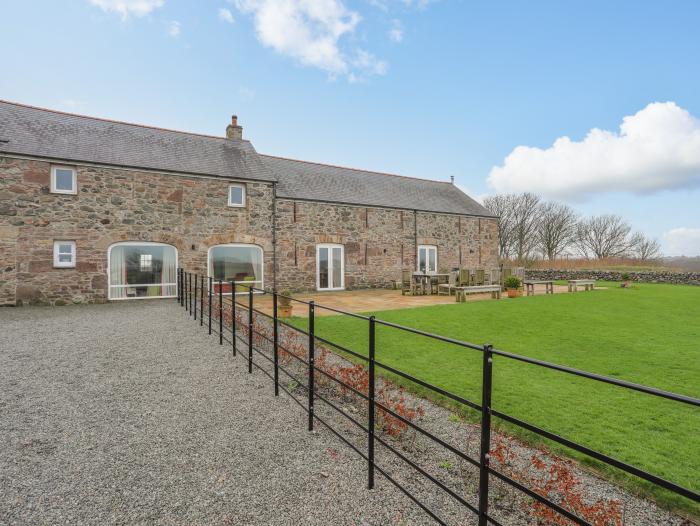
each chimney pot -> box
[226,114,243,140]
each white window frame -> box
[316,243,345,291]
[227,184,246,207]
[50,165,77,195]
[417,245,438,273]
[107,241,178,301]
[207,243,264,293]
[53,241,76,268]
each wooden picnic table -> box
[568,279,595,292]
[524,279,554,296]
[413,273,449,295]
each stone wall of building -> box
[1,155,500,305]
[275,199,499,291]
[524,268,700,286]
[0,156,274,305]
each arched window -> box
[208,244,264,293]
[108,242,178,300]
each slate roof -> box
[262,155,494,217]
[0,100,276,182]
[0,100,493,216]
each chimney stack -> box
[226,115,243,140]
[450,175,455,184]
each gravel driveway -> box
[0,301,424,526]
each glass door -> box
[317,244,344,290]
[418,245,438,273]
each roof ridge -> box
[0,99,233,142]
[260,153,453,185]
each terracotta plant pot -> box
[279,304,293,318]
[506,288,518,298]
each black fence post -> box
[368,315,376,490]
[478,344,494,526]
[308,301,315,432]
[184,272,187,311]
[200,275,204,327]
[193,274,197,321]
[248,287,253,374]
[230,280,236,357]
[208,277,212,335]
[273,290,279,397]
[177,268,182,305]
[218,280,223,345]
[188,273,192,315]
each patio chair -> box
[501,268,512,290]
[485,268,500,286]
[472,269,485,286]
[401,269,415,295]
[458,268,471,287]
[438,271,458,296]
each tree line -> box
[483,193,662,262]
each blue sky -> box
[2,0,700,254]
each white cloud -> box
[238,86,255,100]
[233,0,386,81]
[88,0,164,19]
[168,20,181,37]
[388,19,403,42]
[663,227,700,256]
[488,102,700,200]
[218,7,235,23]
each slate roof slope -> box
[0,100,276,182]
[262,155,494,217]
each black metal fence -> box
[176,268,699,525]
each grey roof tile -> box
[0,100,492,216]
[263,155,494,217]
[0,100,276,182]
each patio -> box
[245,283,575,317]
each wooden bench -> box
[524,280,554,296]
[568,279,595,292]
[455,284,501,302]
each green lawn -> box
[294,283,700,515]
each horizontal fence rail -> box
[175,268,699,526]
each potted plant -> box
[277,289,293,317]
[504,276,521,298]
[620,273,631,288]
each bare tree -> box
[629,232,662,260]
[510,192,542,262]
[536,201,578,260]
[575,214,632,259]
[483,194,515,259]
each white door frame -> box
[417,244,438,273]
[316,244,345,291]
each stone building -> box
[0,100,498,306]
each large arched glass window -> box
[108,242,178,300]
[208,244,264,293]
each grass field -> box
[293,283,700,515]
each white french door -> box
[317,244,345,291]
[418,245,438,273]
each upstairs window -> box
[50,166,77,194]
[228,184,246,207]
[53,241,76,268]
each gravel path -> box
[0,301,425,526]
